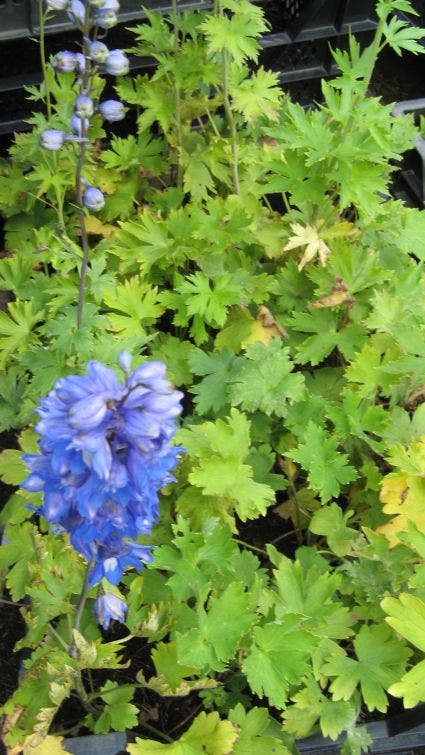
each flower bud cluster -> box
[41,0,130,212]
[22,354,184,629]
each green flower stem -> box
[70,558,93,658]
[171,0,184,189]
[222,48,240,194]
[233,538,268,557]
[39,0,52,120]
[76,3,93,329]
[217,0,240,194]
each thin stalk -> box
[217,0,240,194]
[76,134,90,329]
[171,0,184,189]
[48,622,70,651]
[76,6,93,329]
[70,558,93,658]
[39,0,52,120]
[233,538,268,557]
[222,48,240,194]
[205,107,221,138]
[288,478,303,546]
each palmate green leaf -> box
[327,388,389,453]
[242,616,317,708]
[322,624,412,712]
[103,277,164,338]
[111,212,174,275]
[271,552,354,639]
[383,15,425,55]
[188,348,239,414]
[150,641,201,695]
[229,339,305,417]
[153,517,243,602]
[0,300,42,368]
[230,67,281,124]
[345,342,401,398]
[287,421,357,503]
[176,581,256,671]
[309,503,357,557]
[101,133,166,174]
[93,681,138,734]
[183,149,215,203]
[0,521,36,601]
[283,678,357,740]
[229,704,291,754]
[128,711,238,754]
[291,309,366,366]
[162,272,246,345]
[151,334,193,387]
[177,410,275,526]
[200,0,268,66]
[340,727,373,755]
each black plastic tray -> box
[392,98,425,206]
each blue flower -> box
[98,99,126,122]
[104,50,129,76]
[83,186,105,211]
[95,593,127,630]
[22,353,184,618]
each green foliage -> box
[2,0,425,751]
[177,410,275,527]
[322,625,411,712]
[382,593,425,707]
[287,421,358,503]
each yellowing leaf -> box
[85,215,117,238]
[284,222,331,271]
[22,735,68,754]
[322,220,360,241]
[127,711,237,753]
[377,437,425,545]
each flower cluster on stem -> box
[40,0,129,326]
[22,353,184,629]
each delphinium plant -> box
[2,0,425,752]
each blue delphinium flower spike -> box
[22,354,184,628]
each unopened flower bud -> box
[68,0,85,24]
[98,0,120,10]
[118,351,132,374]
[46,0,69,9]
[95,593,127,630]
[74,52,86,76]
[40,129,69,150]
[98,99,126,122]
[104,49,129,76]
[74,94,94,119]
[70,114,89,136]
[94,8,118,28]
[89,40,109,64]
[52,50,76,73]
[83,186,105,211]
